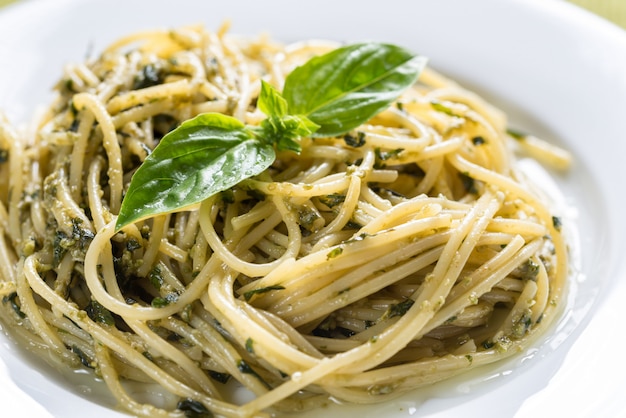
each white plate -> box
[0,0,625,416]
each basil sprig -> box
[115,42,427,230]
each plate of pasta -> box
[0,0,625,417]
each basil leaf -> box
[283,43,427,137]
[116,113,275,229]
[258,80,288,117]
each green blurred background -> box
[0,0,625,29]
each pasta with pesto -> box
[0,24,571,417]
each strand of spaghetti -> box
[124,318,221,397]
[84,220,218,320]
[340,190,503,375]
[268,218,452,313]
[94,344,174,418]
[106,79,194,115]
[87,156,110,231]
[52,253,74,310]
[136,215,167,277]
[0,282,16,297]
[47,166,94,233]
[238,194,503,414]
[241,209,452,304]
[232,195,302,260]
[15,259,70,360]
[205,272,319,373]
[199,195,301,278]
[530,256,550,322]
[445,235,531,303]
[0,225,16,285]
[447,153,549,220]
[362,129,430,153]
[402,135,464,162]
[112,99,175,130]
[96,55,136,103]
[427,87,507,135]
[242,175,351,197]
[284,243,446,327]
[72,93,123,213]
[307,165,364,242]
[164,315,272,397]
[23,254,243,417]
[69,111,96,202]
[426,238,542,335]
[191,307,287,398]
[26,161,47,238]
[230,201,275,232]
[487,217,548,236]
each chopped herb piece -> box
[237,359,254,374]
[85,299,115,326]
[431,100,460,117]
[176,398,213,418]
[151,292,178,308]
[70,345,93,368]
[126,238,141,251]
[343,131,366,147]
[2,292,25,319]
[387,298,414,318]
[326,247,344,260]
[243,285,285,301]
[296,205,321,230]
[495,335,512,352]
[552,216,562,231]
[511,311,533,338]
[133,64,163,90]
[375,147,404,161]
[318,194,346,208]
[472,136,486,145]
[68,118,80,133]
[236,359,271,389]
[459,172,477,194]
[0,148,8,163]
[506,128,526,140]
[149,265,163,291]
[518,259,540,281]
[71,217,95,246]
[53,230,70,266]
[245,337,254,354]
[208,370,231,384]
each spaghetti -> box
[0,24,570,417]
